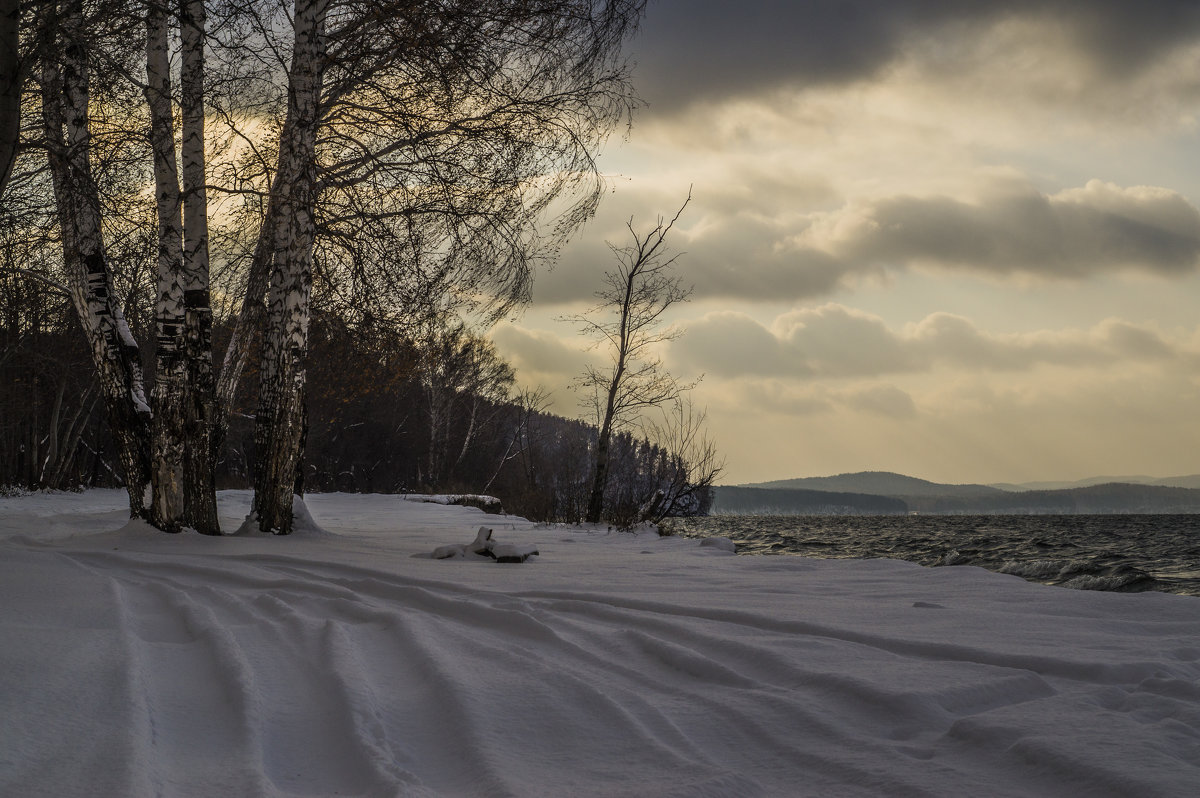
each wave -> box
[998,559,1070,579]
[672,514,1198,596]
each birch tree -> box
[248,0,328,533]
[145,0,187,529]
[568,194,694,524]
[39,0,152,516]
[30,0,213,528]
[145,0,218,533]
[178,0,218,532]
[219,0,646,533]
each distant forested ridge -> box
[712,486,906,515]
[715,472,1200,514]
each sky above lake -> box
[490,0,1200,486]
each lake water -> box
[670,514,1200,597]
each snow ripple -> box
[2,492,1199,797]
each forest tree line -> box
[0,0,731,531]
[1,273,717,523]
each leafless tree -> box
[10,0,647,534]
[0,0,19,201]
[640,396,723,522]
[36,0,153,517]
[226,0,646,532]
[482,385,552,495]
[568,192,695,524]
[145,0,219,533]
[16,0,220,527]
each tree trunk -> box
[585,261,637,524]
[0,0,19,202]
[41,380,65,485]
[48,384,96,488]
[213,186,278,454]
[585,407,614,524]
[42,1,150,517]
[143,0,219,534]
[146,0,188,531]
[586,344,627,524]
[180,0,219,534]
[252,207,316,533]
[252,0,327,534]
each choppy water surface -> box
[672,514,1200,596]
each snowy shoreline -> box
[2,490,1198,796]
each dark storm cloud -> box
[634,0,1200,109]
[831,181,1200,278]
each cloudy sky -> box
[491,0,1200,486]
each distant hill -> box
[909,483,1200,514]
[712,486,906,515]
[716,471,1200,514]
[990,474,1200,492]
[744,471,1004,498]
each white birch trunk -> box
[42,0,150,516]
[146,0,188,531]
[252,0,328,534]
[180,0,219,534]
[142,0,220,534]
[451,397,480,482]
[426,387,445,489]
[214,178,280,450]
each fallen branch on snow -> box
[431,526,539,563]
[405,494,503,514]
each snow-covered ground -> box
[2,490,1198,797]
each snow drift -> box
[2,490,1198,797]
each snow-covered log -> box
[406,494,504,514]
[430,526,539,563]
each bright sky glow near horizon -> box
[489,0,1200,486]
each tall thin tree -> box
[569,194,693,524]
[39,0,152,516]
[179,0,218,532]
[235,0,646,532]
[251,0,328,533]
[145,0,188,530]
[145,0,219,533]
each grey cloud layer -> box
[635,0,1200,109]
[670,304,1185,380]
[539,181,1200,304]
[821,181,1200,278]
